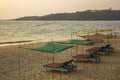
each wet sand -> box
[0,36,120,80]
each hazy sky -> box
[0,0,120,19]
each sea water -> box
[0,20,120,46]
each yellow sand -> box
[0,36,120,80]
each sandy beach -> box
[0,36,120,80]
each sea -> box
[0,20,120,46]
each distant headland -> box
[15,9,120,20]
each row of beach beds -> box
[43,44,114,74]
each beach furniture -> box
[72,54,100,64]
[86,47,108,55]
[68,40,94,45]
[57,39,94,45]
[30,43,77,73]
[86,47,102,55]
[96,44,114,55]
[86,44,114,56]
[102,44,114,52]
[79,33,107,43]
[43,60,77,74]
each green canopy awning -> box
[31,43,73,53]
[57,39,94,45]
[69,40,93,44]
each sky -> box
[0,0,120,19]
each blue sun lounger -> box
[86,47,106,55]
[43,60,77,74]
[101,44,114,52]
[72,54,100,64]
[86,44,114,56]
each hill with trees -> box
[15,9,120,20]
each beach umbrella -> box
[57,39,94,45]
[98,29,112,33]
[74,29,112,35]
[98,29,114,43]
[79,33,106,42]
[28,41,74,79]
[73,31,89,35]
[78,29,113,43]
[30,41,73,63]
[57,39,94,56]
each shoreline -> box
[0,39,70,47]
[0,34,120,47]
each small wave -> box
[0,40,34,47]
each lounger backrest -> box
[62,59,73,66]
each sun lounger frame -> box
[72,54,100,64]
[86,44,114,56]
[43,60,77,74]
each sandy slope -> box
[0,37,120,80]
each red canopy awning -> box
[79,33,107,40]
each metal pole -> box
[76,32,78,40]
[51,39,54,63]
[76,45,78,54]
[115,33,117,51]
[51,39,55,80]
[82,46,83,54]
[71,33,72,57]
[18,42,21,80]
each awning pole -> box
[51,39,54,63]
[18,42,21,80]
[71,33,73,57]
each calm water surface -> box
[0,20,120,45]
